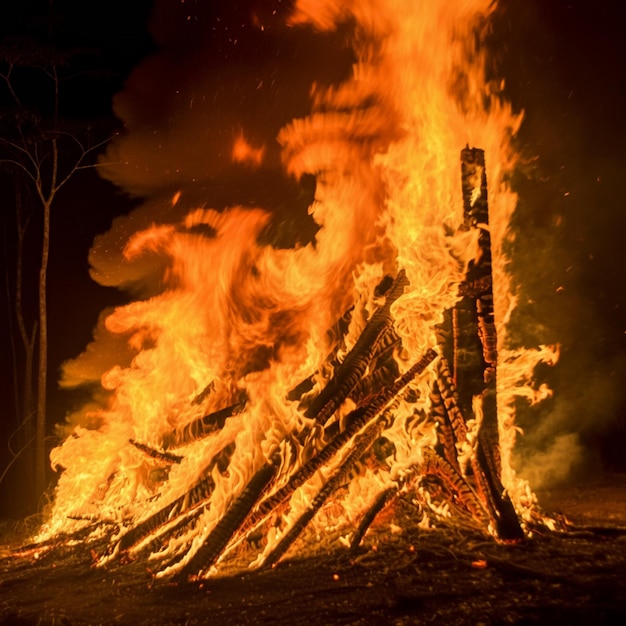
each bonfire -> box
[29,0,558,581]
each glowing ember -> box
[36,0,557,579]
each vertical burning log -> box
[458,147,523,542]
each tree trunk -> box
[35,197,50,500]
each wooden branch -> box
[304,270,409,426]
[349,487,395,551]
[177,461,279,579]
[162,399,247,449]
[247,349,437,533]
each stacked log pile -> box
[19,147,533,579]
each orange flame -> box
[40,0,557,571]
[231,132,266,168]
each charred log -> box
[257,350,436,568]
[348,333,401,404]
[112,443,236,557]
[303,270,409,426]
[420,448,487,522]
[434,357,469,447]
[129,439,183,464]
[260,417,393,569]
[113,475,215,556]
[349,487,395,551]
[177,460,279,579]
[430,381,460,470]
[458,146,523,542]
[247,349,437,532]
[163,398,247,449]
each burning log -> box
[348,333,401,403]
[349,487,395,551]
[435,357,468,443]
[112,475,214,556]
[303,270,409,426]
[429,380,461,471]
[111,442,236,558]
[162,398,247,449]
[420,448,487,523]
[245,349,437,534]
[260,412,396,569]
[456,146,524,542]
[129,439,183,464]
[177,461,279,579]
[256,350,436,568]
[174,348,436,577]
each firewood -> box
[429,381,460,470]
[112,443,236,557]
[162,398,247,449]
[113,475,215,556]
[457,147,524,542]
[260,418,390,569]
[177,461,279,579]
[304,270,409,426]
[257,350,437,569]
[420,448,487,522]
[349,487,395,551]
[129,439,183,464]
[247,349,437,533]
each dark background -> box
[1,0,625,517]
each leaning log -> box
[349,487,395,551]
[304,270,409,426]
[246,349,437,532]
[111,443,236,556]
[258,349,437,568]
[112,475,215,557]
[177,460,279,579]
[260,416,391,569]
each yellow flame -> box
[40,0,556,570]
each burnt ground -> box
[1,474,626,626]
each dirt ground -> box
[1,474,626,625]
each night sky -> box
[1,0,625,513]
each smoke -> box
[59,1,355,399]
[97,1,353,199]
[489,0,626,483]
[513,352,626,487]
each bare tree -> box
[0,34,110,503]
